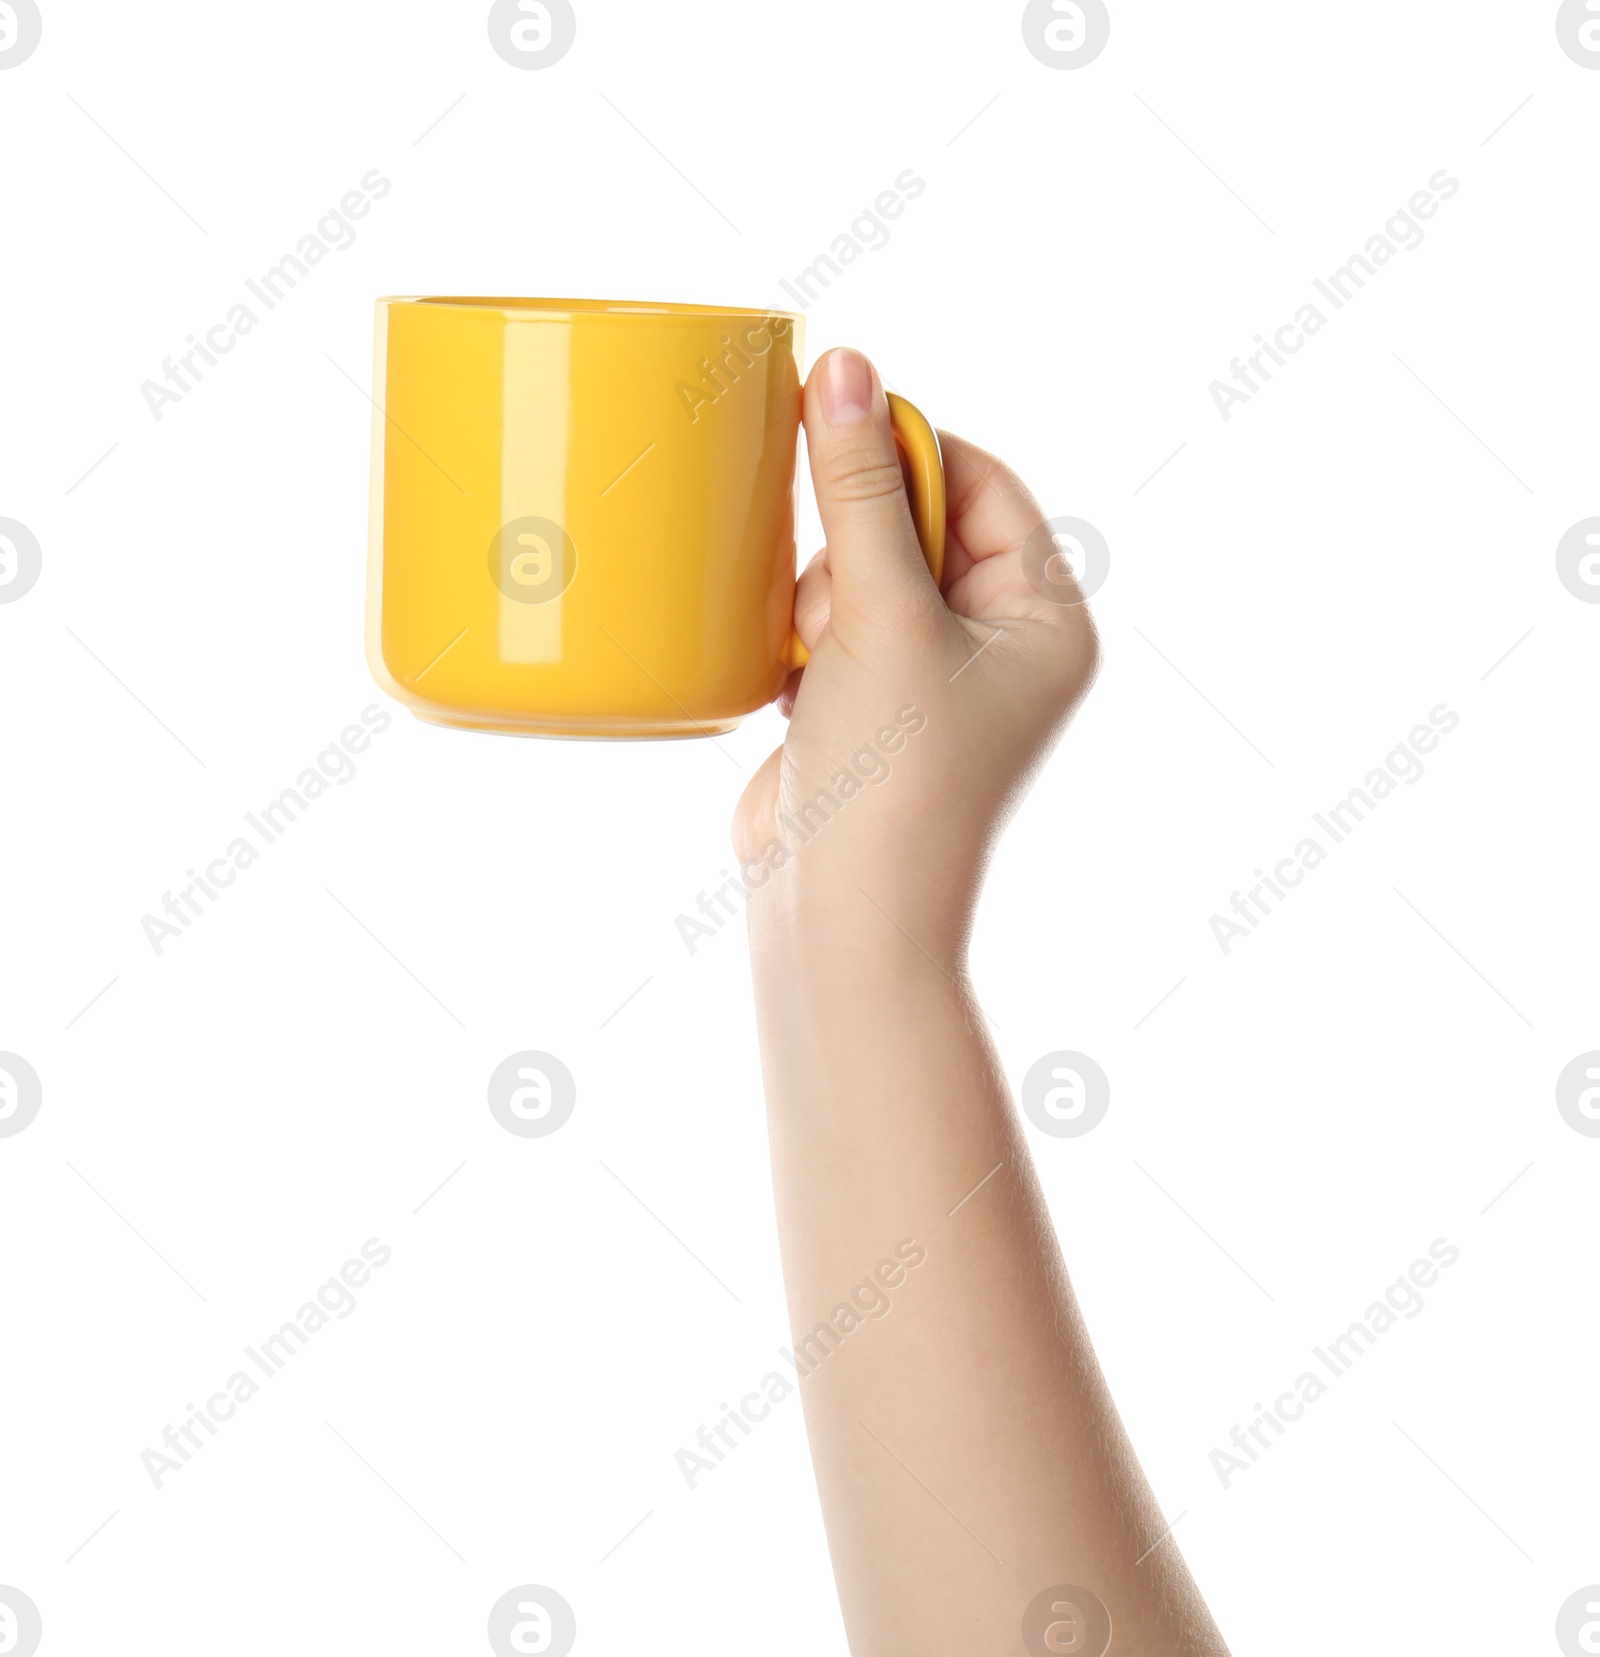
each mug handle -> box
[784,391,947,669]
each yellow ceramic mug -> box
[365,296,945,737]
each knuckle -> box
[818,443,908,506]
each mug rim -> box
[377,294,805,324]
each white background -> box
[2,3,1597,1653]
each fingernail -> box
[820,348,873,426]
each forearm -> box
[736,353,1223,1651]
[750,897,1225,1655]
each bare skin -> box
[735,348,1229,1656]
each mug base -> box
[410,709,744,741]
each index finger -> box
[935,430,1056,587]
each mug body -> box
[367,297,805,736]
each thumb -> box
[803,348,934,609]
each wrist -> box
[743,855,973,980]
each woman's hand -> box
[733,346,1100,960]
